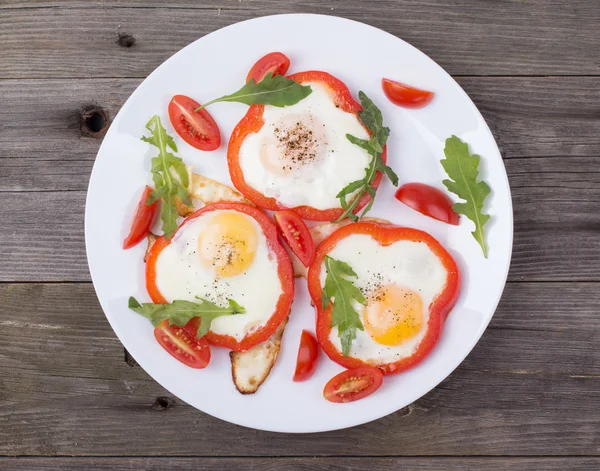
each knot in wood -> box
[80,106,109,138]
[153,396,175,411]
[117,33,136,48]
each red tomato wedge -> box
[307,221,460,375]
[228,70,387,221]
[168,95,221,151]
[293,330,319,382]
[274,210,315,267]
[246,52,290,83]
[395,183,459,225]
[183,316,202,338]
[145,202,294,352]
[324,366,384,403]
[382,78,434,109]
[154,318,211,369]
[123,185,159,249]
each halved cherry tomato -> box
[168,95,221,151]
[323,366,384,403]
[395,183,459,225]
[123,185,159,249]
[274,210,315,267]
[382,78,434,109]
[153,318,211,369]
[293,330,319,382]
[182,316,202,338]
[246,52,290,83]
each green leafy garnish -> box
[441,135,491,257]
[128,296,245,338]
[321,256,366,357]
[336,91,398,222]
[194,73,312,111]
[141,115,192,239]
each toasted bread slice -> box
[291,217,391,278]
[190,173,251,205]
[230,318,288,394]
[175,173,253,217]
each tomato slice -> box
[123,185,159,249]
[168,95,221,151]
[153,318,211,369]
[382,78,434,109]
[293,330,319,382]
[182,316,202,338]
[246,52,290,83]
[323,367,384,403]
[395,183,459,225]
[274,210,315,267]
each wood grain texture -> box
[1,0,598,465]
[0,457,599,471]
[0,192,86,282]
[0,1,599,78]
[1,282,599,456]
[2,184,599,281]
[1,77,599,178]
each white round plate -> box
[86,14,513,433]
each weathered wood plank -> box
[0,282,599,456]
[3,370,598,456]
[460,77,600,159]
[0,2,599,78]
[1,77,598,181]
[2,182,599,282]
[2,282,599,380]
[0,457,598,471]
[0,192,87,282]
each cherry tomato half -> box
[293,330,319,382]
[154,318,211,369]
[382,78,434,109]
[123,185,159,249]
[246,52,290,83]
[323,366,384,403]
[274,210,315,267]
[168,95,221,151]
[395,183,459,225]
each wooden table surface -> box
[1,1,599,470]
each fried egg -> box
[320,234,448,363]
[153,209,283,340]
[237,82,371,210]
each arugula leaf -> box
[354,91,389,153]
[141,115,192,239]
[128,296,245,338]
[441,135,491,257]
[194,73,312,111]
[336,91,398,222]
[321,256,366,357]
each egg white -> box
[320,234,448,364]
[238,82,371,210]
[154,210,283,341]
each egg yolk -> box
[260,113,328,176]
[362,284,424,346]
[197,212,258,277]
